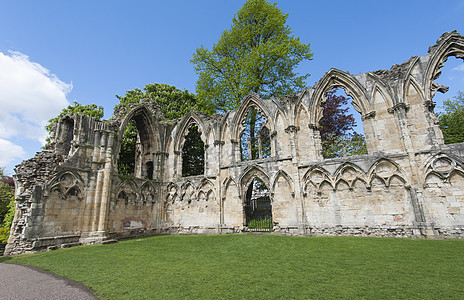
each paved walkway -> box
[0,263,98,300]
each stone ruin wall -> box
[5,31,464,255]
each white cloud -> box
[0,138,26,168]
[0,51,72,170]
[453,63,464,72]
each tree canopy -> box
[319,89,367,158]
[115,83,214,120]
[45,101,104,133]
[191,0,313,112]
[438,91,464,144]
[0,169,14,243]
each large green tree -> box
[115,83,214,120]
[115,83,213,176]
[0,169,15,243]
[438,91,464,144]
[191,0,313,112]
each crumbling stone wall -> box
[5,31,464,255]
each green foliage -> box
[191,0,313,112]
[116,83,213,176]
[322,133,368,159]
[247,217,273,230]
[5,235,464,299]
[181,126,205,177]
[438,91,464,144]
[319,89,367,158]
[0,170,14,224]
[0,171,15,243]
[117,120,137,176]
[0,192,14,243]
[240,107,271,161]
[115,83,214,120]
[45,101,104,133]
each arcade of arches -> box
[5,31,464,255]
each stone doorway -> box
[244,177,273,231]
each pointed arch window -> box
[182,125,205,177]
[240,107,271,161]
[319,88,367,158]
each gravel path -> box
[0,263,98,300]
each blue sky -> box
[0,0,463,174]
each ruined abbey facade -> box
[5,31,464,255]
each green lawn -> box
[2,234,463,299]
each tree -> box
[438,91,464,144]
[115,83,214,120]
[319,89,367,158]
[181,126,205,177]
[0,169,15,243]
[44,101,104,147]
[191,0,313,112]
[45,101,104,133]
[115,83,214,176]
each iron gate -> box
[244,195,273,232]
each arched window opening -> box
[117,110,156,179]
[118,191,128,205]
[432,56,464,144]
[118,120,138,176]
[64,118,74,155]
[182,125,205,177]
[244,177,272,231]
[240,107,271,161]
[319,88,367,158]
[145,161,154,180]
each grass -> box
[2,234,464,299]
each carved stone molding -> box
[308,123,319,130]
[284,125,300,133]
[155,151,169,157]
[387,103,409,114]
[424,100,436,112]
[361,111,376,120]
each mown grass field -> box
[2,234,463,299]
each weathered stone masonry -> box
[5,31,464,255]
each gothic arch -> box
[239,165,270,197]
[270,170,294,195]
[367,158,409,188]
[422,153,464,184]
[47,170,84,189]
[367,72,397,107]
[198,178,214,194]
[310,68,373,125]
[302,166,333,194]
[424,31,464,102]
[295,103,310,126]
[404,76,426,108]
[174,112,207,152]
[370,82,395,109]
[273,107,289,131]
[333,162,367,190]
[222,177,237,198]
[231,93,274,140]
[204,125,216,146]
[117,105,159,151]
[46,170,84,198]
